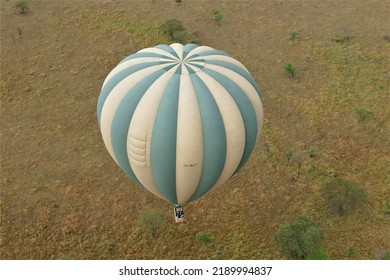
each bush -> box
[307,249,330,260]
[375,250,390,260]
[322,178,368,215]
[275,216,324,259]
[308,147,317,158]
[160,19,196,44]
[290,31,298,41]
[284,147,293,161]
[284,63,295,77]
[138,209,166,238]
[308,163,316,176]
[172,30,189,44]
[15,0,29,14]
[213,10,224,25]
[291,152,305,169]
[161,19,185,38]
[332,29,352,43]
[197,232,214,243]
[347,246,356,257]
[356,108,373,121]
[382,33,390,41]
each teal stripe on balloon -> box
[188,74,227,203]
[110,69,166,187]
[183,43,198,58]
[196,50,231,57]
[150,74,181,205]
[119,52,174,64]
[202,68,258,173]
[154,44,179,59]
[204,59,263,101]
[175,64,182,75]
[97,62,160,126]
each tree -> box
[15,0,29,14]
[284,62,295,78]
[161,19,185,38]
[275,216,324,259]
[322,178,368,215]
[138,209,166,238]
[160,19,192,44]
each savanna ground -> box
[0,0,389,260]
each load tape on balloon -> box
[97,43,263,206]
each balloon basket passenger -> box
[174,205,184,223]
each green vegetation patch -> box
[160,19,198,44]
[275,216,325,259]
[138,209,167,238]
[284,62,295,77]
[15,0,29,14]
[213,10,224,25]
[197,231,214,243]
[322,178,368,215]
[103,19,170,46]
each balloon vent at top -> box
[97,43,263,206]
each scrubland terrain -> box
[1,0,389,259]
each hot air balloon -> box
[97,43,263,222]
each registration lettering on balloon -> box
[183,163,198,168]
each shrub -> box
[15,0,29,14]
[322,178,368,215]
[291,152,305,169]
[284,63,295,78]
[347,246,356,257]
[284,147,293,161]
[197,232,214,243]
[356,108,373,121]
[307,249,330,260]
[138,209,166,238]
[290,31,298,41]
[382,33,390,42]
[161,19,185,38]
[160,19,195,44]
[308,163,316,176]
[332,28,352,43]
[172,30,189,44]
[175,0,182,3]
[308,147,317,158]
[213,10,224,25]
[375,250,390,260]
[275,216,324,259]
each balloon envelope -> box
[97,43,263,205]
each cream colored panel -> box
[170,43,184,60]
[205,64,263,136]
[175,75,203,204]
[100,66,161,164]
[203,55,250,73]
[127,71,174,200]
[186,46,214,58]
[195,71,246,192]
[102,57,160,88]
